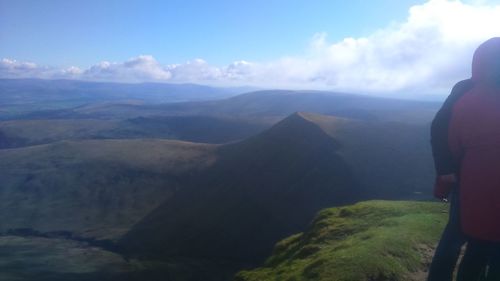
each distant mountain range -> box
[0,78,255,118]
[4,87,440,124]
[1,81,441,150]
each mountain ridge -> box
[119,111,362,261]
[119,111,434,263]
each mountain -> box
[145,90,441,124]
[119,112,434,263]
[195,90,440,123]
[0,139,216,240]
[235,200,447,281]
[0,78,251,119]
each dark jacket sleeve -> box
[430,79,474,175]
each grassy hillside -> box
[114,116,269,144]
[0,116,269,148]
[0,139,216,240]
[236,200,448,281]
[0,119,117,148]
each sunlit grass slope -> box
[236,200,447,281]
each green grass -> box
[235,200,448,281]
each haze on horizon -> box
[2,0,500,97]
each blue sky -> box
[1,0,425,67]
[2,0,500,95]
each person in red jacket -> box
[449,37,500,281]
[427,78,473,281]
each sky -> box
[2,0,500,96]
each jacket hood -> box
[471,37,500,83]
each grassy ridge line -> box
[236,200,447,281]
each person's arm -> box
[431,79,473,175]
[430,79,473,199]
[448,101,465,166]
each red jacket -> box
[449,37,500,241]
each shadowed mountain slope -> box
[119,112,434,263]
[299,112,433,198]
[0,139,216,240]
[120,112,361,262]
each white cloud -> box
[167,59,222,81]
[0,58,40,78]
[248,0,500,93]
[2,0,500,95]
[61,66,84,76]
[82,55,172,82]
[299,0,500,93]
